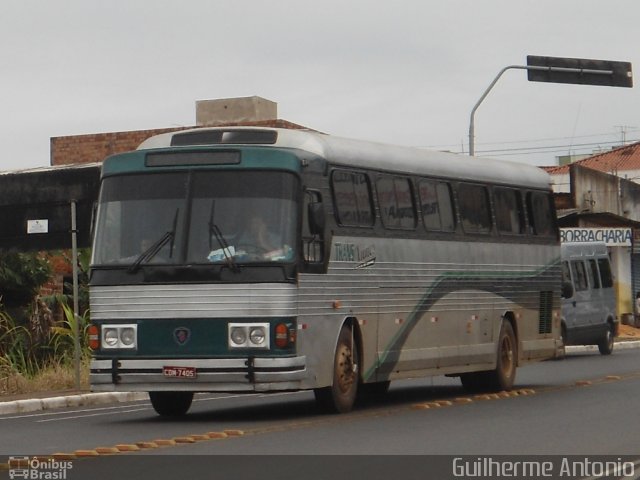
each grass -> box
[0,360,90,397]
[0,296,92,398]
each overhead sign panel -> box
[527,55,633,88]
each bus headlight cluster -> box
[228,323,270,349]
[101,324,138,350]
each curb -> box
[0,392,149,416]
[566,339,640,353]
[1,341,639,416]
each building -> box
[545,142,640,322]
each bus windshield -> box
[91,170,298,267]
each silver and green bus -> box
[88,127,561,416]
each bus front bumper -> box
[90,356,307,392]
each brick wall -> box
[49,120,310,166]
[50,127,187,166]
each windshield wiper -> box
[208,200,239,272]
[128,209,179,274]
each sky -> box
[1,0,639,171]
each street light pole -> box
[468,56,630,157]
[468,65,527,156]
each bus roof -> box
[138,127,552,190]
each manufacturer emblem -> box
[173,327,191,346]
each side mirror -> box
[561,281,574,299]
[308,202,325,236]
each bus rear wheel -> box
[314,326,359,413]
[149,391,194,416]
[461,321,517,393]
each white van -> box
[561,242,617,355]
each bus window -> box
[331,170,374,227]
[598,258,613,288]
[458,183,491,234]
[570,261,589,291]
[376,175,417,230]
[588,259,601,289]
[303,190,324,264]
[494,187,524,235]
[418,179,455,232]
[527,191,555,236]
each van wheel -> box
[149,391,194,416]
[314,326,359,413]
[461,321,517,392]
[597,323,615,355]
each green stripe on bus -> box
[363,257,560,382]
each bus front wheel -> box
[149,391,194,416]
[314,326,359,413]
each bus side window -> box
[303,189,324,264]
[494,187,525,235]
[526,191,556,236]
[376,175,417,230]
[457,183,492,234]
[331,170,374,227]
[418,179,455,232]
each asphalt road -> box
[2,347,640,479]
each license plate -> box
[163,366,197,378]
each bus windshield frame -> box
[91,169,299,268]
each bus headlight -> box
[230,327,247,346]
[228,323,270,349]
[101,324,138,350]
[250,327,266,345]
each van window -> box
[561,261,571,284]
[570,261,589,291]
[598,258,613,288]
[588,259,601,289]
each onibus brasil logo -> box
[8,456,73,479]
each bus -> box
[88,127,561,416]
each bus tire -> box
[597,322,615,355]
[314,326,359,413]
[460,321,517,392]
[149,391,194,416]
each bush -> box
[0,252,51,308]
